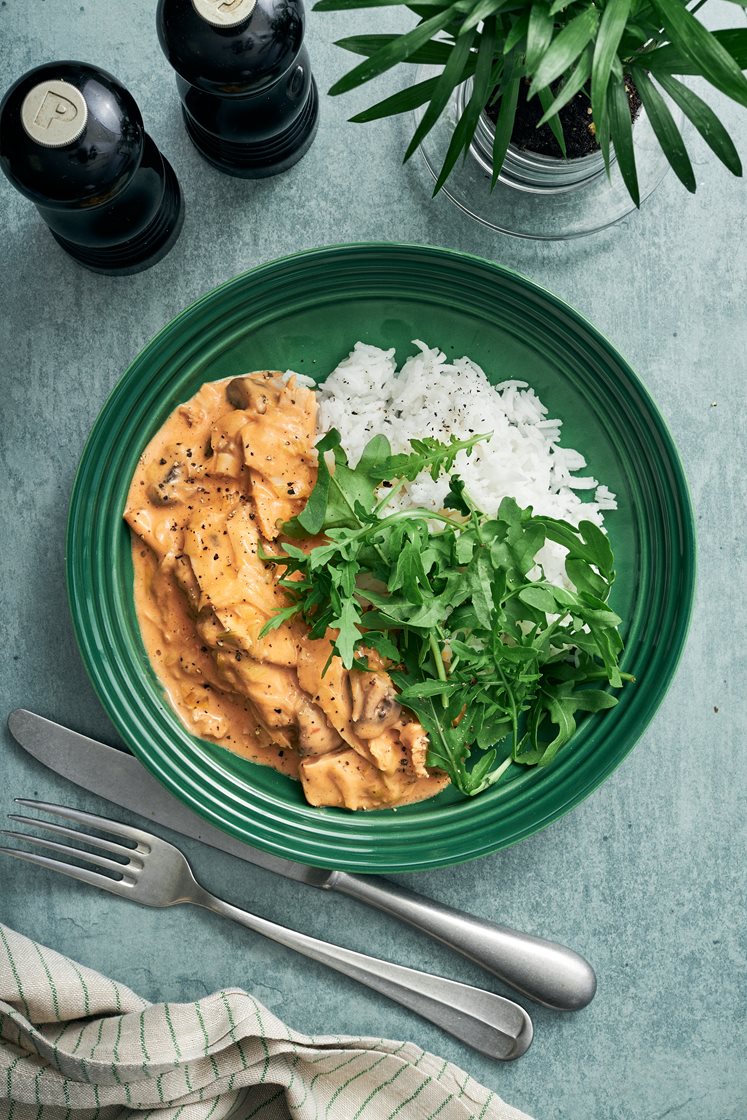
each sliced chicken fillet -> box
[300,749,449,811]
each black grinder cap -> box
[157,0,318,177]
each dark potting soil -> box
[485,79,642,159]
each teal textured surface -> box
[1,3,745,1118]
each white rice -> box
[294,341,617,588]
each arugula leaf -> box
[578,520,615,579]
[264,429,627,798]
[467,548,495,628]
[445,474,478,515]
[518,585,561,613]
[258,603,302,636]
[284,429,379,536]
[356,433,393,477]
[378,432,490,482]
[565,556,608,599]
[328,597,365,667]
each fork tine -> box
[0,846,134,895]
[14,800,153,848]
[7,814,135,858]
[1,831,138,877]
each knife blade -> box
[8,709,330,887]
[7,708,597,1010]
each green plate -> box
[67,244,695,873]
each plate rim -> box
[66,241,697,872]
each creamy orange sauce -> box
[125,371,448,810]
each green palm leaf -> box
[525,4,554,72]
[405,28,476,159]
[528,6,600,97]
[314,0,454,9]
[649,0,747,107]
[491,56,521,185]
[335,35,456,66]
[328,6,462,96]
[537,46,592,125]
[537,85,567,155]
[433,16,497,193]
[634,69,695,191]
[549,0,583,12]
[502,11,529,54]
[608,77,639,206]
[654,73,742,176]
[642,29,747,75]
[461,0,509,33]
[591,0,631,165]
[349,76,442,122]
[317,0,746,197]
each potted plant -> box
[313,0,746,208]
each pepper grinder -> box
[157,0,318,178]
[0,62,185,275]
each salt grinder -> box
[157,0,318,178]
[0,62,185,275]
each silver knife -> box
[8,708,596,1011]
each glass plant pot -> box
[416,68,678,239]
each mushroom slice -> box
[226,373,283,413]
[146,460,187,506]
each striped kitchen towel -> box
[0,924,533,1120]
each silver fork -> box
[1,800,533,1060]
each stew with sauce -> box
[125,371,448,810]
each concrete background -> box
[1,2,745,1118]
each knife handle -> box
[327,872,596,1011]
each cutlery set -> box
[2,709,597,1061]
[1,800,532,1060]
